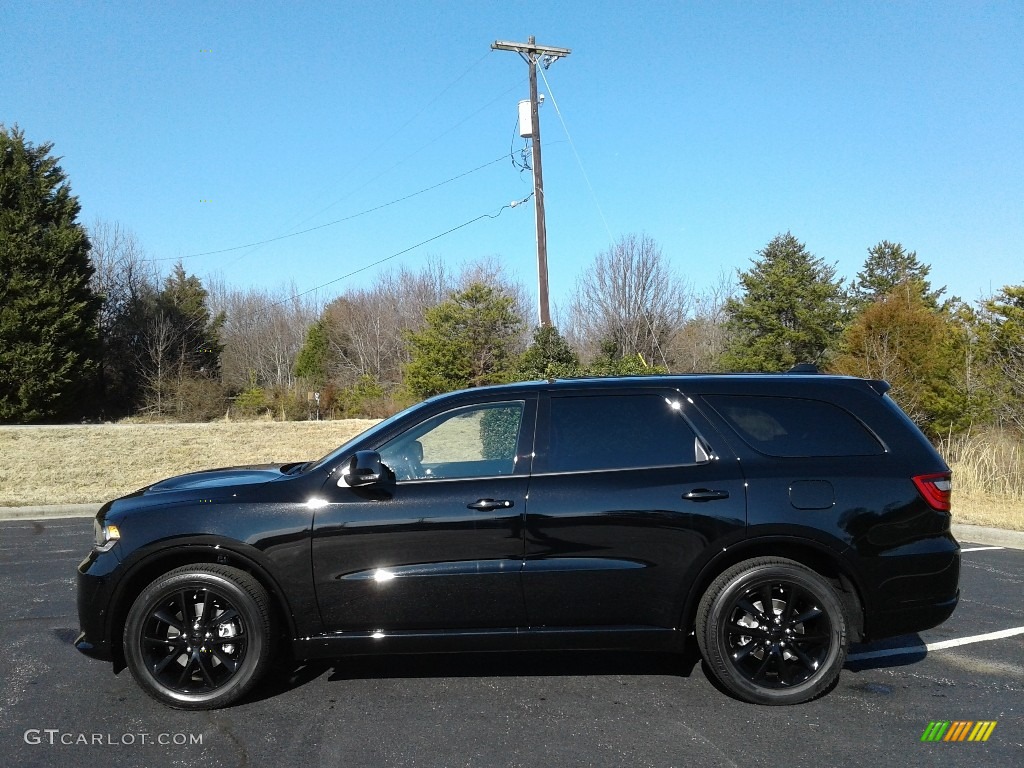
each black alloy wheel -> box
[696,557,848,705]
[123,565,274,710]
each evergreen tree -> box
[158,262,224,378]
[404,283,525,398]
[294,319,331,387]
[721,232,845,372]
[830,280,967,435]
[516,325,580,380]
[584,338,668,376]
[142,262,224,418]
[0,125,101,422]
[851,241,943,307]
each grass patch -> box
[0,420,379,506]
[939,429,1024,531]
[950,493,1024,531]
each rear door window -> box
[543,393,707,473]
[702,395,884,457]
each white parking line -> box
[847,626,1024,662]
[961,545,1006,552]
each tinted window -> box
[545,394,703,473]
[380,402,525,481]
[703,395,883,457]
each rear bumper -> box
[869,590,960,640]
[861,538,961,640]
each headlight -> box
[93,519,121,552]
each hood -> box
[145,464,289,494]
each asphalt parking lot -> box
[1,517,1020,768]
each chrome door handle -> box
[467,499,515,511]
[683,489,730,502]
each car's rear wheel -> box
[696,557,847,705]
[123,564,274,710]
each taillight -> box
[913,472,952,511]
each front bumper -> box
[75,549,120,663]
[74,632,113,661]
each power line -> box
[271,193,533,307]
[510,115,531,174]
[154,154,510,261]
[537,66,670,370]
[537,64,615,246]
[250,50,498,249]
[179,60,523,270]
[276,78,525,244]
[374,50,496,158]
[179,79,524,268]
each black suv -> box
[76,374,959,709]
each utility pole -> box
[492,36,571,327]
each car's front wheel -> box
[123,564,274,709]
[696,557,848,705]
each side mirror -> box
[343,450,396,488]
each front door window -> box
[379,402,526,481]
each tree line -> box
[3,125,1022,438]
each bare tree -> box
[567,234,692,367]
[139,311,175,415]
[207,278,321,393]
[458,255,534,333]
[88,220,160,414]
[1001,346,1024,433]
[669,271,736,372]
[323,291,399,387]
[321,262,449,388]
[392,256,456,333]
[981,287,1024,434]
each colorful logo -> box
[921,721,997,742]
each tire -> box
[123,564,275,710]
[696,557,848,705]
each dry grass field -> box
[0,420,378,506]
[0,421,1020,531]
[940,430,1024,531]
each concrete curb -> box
[1,504,1021,550]
[0,503,102,521]
[951,523,1024,550]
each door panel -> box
[311,397,535,632]
[312,476,528,631]
[522,390,746,629]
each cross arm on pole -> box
[491,39,572,61]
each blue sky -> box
[4,1,1021,320]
